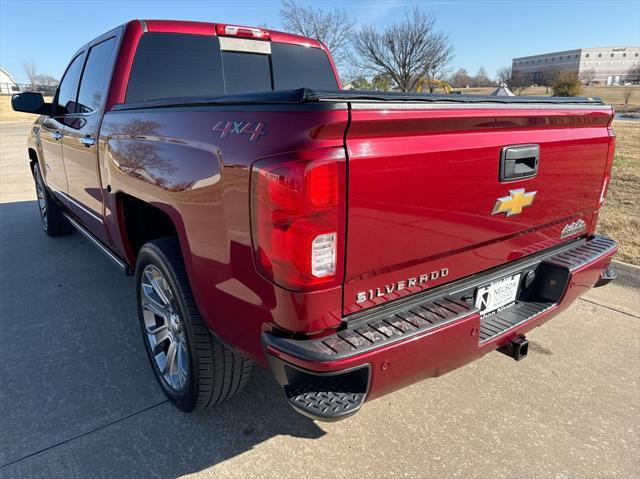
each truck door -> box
[61,36,117,245]
[39,52,85,200]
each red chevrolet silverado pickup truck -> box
[13,20,618,421]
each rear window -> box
[271,42,338,90]
[126,33,225,103]
[221,51,272,94]
[126,32,338,103]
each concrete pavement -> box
[0,122,37,203]
[1,122,639,478]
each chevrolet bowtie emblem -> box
[492,188,537,217]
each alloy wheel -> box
[140,264,190,392]
[34,167,48,230]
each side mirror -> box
[11,92,51,115]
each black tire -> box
[135,237,252,412]
[32,161,73,236]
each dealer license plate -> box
[475,273,521,317]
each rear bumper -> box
[263,236,617,420]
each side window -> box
[57,53,85,115]
[77,37,117,113]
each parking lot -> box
[1,121,639,478]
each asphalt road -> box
[1,121,639,478]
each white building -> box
[512,46,640,85]
[0,67,20,94]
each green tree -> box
[552,71,583,96]
[371,74,392,91]
[351,76,373,90]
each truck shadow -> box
[0,200,325,477]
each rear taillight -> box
[599,176,610,205]
[215,24,270,40]
[598,128,616,207]
[250,149,346,291]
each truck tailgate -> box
[343,104,614,314]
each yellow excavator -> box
[416,78,454,94]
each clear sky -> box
[1,0,639,83]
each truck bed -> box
[102,86,614,352]
[110,88,607,111]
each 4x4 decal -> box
[213,121,267,141]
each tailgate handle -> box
[500,145,539,181]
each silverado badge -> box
[492,188,537,217]
[356,268,450,303]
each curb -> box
[609,260,640,291]
[612,260,640,273]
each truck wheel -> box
[135,237,252,412]
[32,162,73,236]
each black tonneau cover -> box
[111,87,606,111]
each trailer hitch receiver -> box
[498,335,529,361]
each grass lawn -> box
[458,85,640,110]
[599,120,640,265]
[0,95,52,122]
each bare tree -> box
[474,67,491,87]
[423,48,453,93]
[497,66,532,95]
[35,74,58,88]
[496,66,513,87]
[23,59,37,90]
[623,88,633,105]
[280,0,354,64]
[579,68,596,86]
[353,8,453,92]
[540,68,560,93]
[448,68,472,88]
[512,71,533,95]
[422,30,454,93]
[371,73,392,91]
[628,63,640,84]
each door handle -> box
[500,145,539,181]
[80,136,96,147]
[51,131,62,141]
